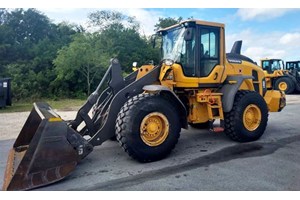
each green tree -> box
[1,9,55,61]
[0,9,167,100]
[0,9,78,99]
[88,10,159,72]
[88,10,140,31]
[154,17,183,31]
[54,33,110,95]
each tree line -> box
[0,8,182,100]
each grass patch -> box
[0,99,85,113]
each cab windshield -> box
[270,60,284,71]
[286,62,300,72]
[161,26,187,62]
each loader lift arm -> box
[88,60,162,146]
[69,58,163,146]
[69,58,125,136]
[2,58,162,191]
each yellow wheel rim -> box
[140,112,169,147]
[243,104,262,131]
[278,82,287,91]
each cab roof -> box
[158,19,225,32]
[261,58,284,61]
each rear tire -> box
[115,93,181,162]
[274,77,295,94]
[224,90,268,142]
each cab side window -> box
[200,28,220,77]
[271,61,279,71]
[262,61,269,70]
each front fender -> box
[143,85,188,129]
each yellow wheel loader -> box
[285,60,300,92]
[2,20,286,191]
[260,58,300,94]
[286,60,300,72]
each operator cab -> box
[156,20,223,78]
[261,59,284,74]
[286,61,300,79]
[286,61,300,72]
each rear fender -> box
[219,75,254,112]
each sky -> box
[2,0,300,63]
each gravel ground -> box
[0,110,77,140]
[0,94,299,141]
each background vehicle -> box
[3,20,286,191]
[260,58,300,93]
[286,61,300,78]
[286,60,300,72]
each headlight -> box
[164,59,174,66]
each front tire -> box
[115,93,181,162]
[224,90,268,142]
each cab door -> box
[197,25,225,87]
[170,24,225,88]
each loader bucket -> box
[2,102,92,191]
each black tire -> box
[189,121,210,129]
[274,77,295,94]
[115,93,181,162]
[110,135,117,141]
[224,90,269,142]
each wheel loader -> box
[285,61,300,91]
[2,19,286,191]
[260,58,300,94]
[286,60,300,72]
